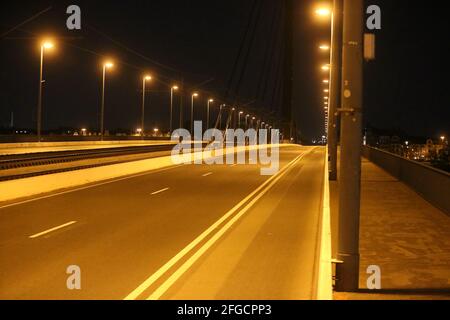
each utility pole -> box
[335,0,364,292]
[328,0,343,181]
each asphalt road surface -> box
[0,145,325,300]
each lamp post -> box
[316,1,343,181]
[170,85,178,134]
[335,0,364,292]
[191,93,198,134]
[37,40,54,142]
[141,75,152,137]
[207,99,214,130]
[246,114,250,130]
[238,111,244,129]
[100,60,114,140]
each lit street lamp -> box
[141,75,152,137]
[100,60,114,140]
[170,85,178,134]
[207,99,214,130]
[37,40,54,142]
[238,111,244,129]
[191,92,199,134]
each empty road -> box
[0,145,326,299]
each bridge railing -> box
[362,146,450,215]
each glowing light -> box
[104,61,114,69]
[315,8,331,17]
[144,75,152,81]
[319,45,330,51]
[42,41,54,49]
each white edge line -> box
[202,172,213,177]
[0,165,185,210]
[29,221,77,239]
[151,188,170,195]
[124,147,312,300]
[0,144,297,210]
[316,147,333,300]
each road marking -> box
[202,172,213,177]
[151,187,170,195]
[124,147,314,300]
[230,164,237,167]
[29,221,77,239]
[0,164,185,210]
[315,148,333,300]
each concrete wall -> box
[362,146,450,215]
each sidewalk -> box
[331,157,450,300]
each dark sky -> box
[1,0,449,141]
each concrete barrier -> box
[362,146,450,215]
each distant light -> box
[323,79,329,84]
[239,111,244,114]
[153,128,159,132]
[315,8,331,17]
[319,45,330,51]
[172,85,179,90]
[42,41,54,49]
[192,92,199,97]
[232,107,236,111]
[104,61,114,69]
[324,97,329,100]
[209,99,214,102]
[324,89,329,93]
[144,75,152,81]
[136,128,142,133]
[321,64,330,71]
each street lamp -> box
[441,136,446,144]
[100,60,114,140]
[191,92,199,133]
[238,111,244,129]
[207,99,214,130]
[321,64,330,71]
[245,114,250,129]
[315,7,331,17]
[141,75,152,137]
[37,40,54,142]
[319,44,330,51]
[170,85,178,134]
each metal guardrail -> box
[362,146,450,215]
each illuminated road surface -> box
[0,145,325,299]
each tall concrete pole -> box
[335,0,364,292]
[100,65,106,141]
[328,0,343,181]
[37,46,44,142]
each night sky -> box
[1,0,449,141]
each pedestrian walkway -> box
[331,157,450,300]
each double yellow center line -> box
[125,148,313,300]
